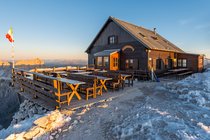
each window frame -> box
[182,59,187,67]
[108,35,118,44]
[113,57,118,67]
[156,58,162,70]
[178,59,187,68]
[103,57,109,67]
[97,57,103,66]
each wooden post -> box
[56,79,61,109]
[20,71,25,92]
[93,78,97,98]
[11,68,15,87]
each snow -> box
[60,69,210,140]
[166,68,210,107]
[0,114,43,139]
[1,68,210,139]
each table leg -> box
[121,77,126,89]
[100,80,107,91]
[67,84,81,105]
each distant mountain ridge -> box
[0,58,44,66]
[44,59,87,66]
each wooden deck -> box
[12,67,133,110]
[15,87,125,111]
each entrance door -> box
[110,52,119,71]
[168,59,173,69]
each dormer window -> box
[139,32,146,38]
[108,35,118,44]
[151,36,158,40]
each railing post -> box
[11,68,15,87]
[56,79,61,109]
[93,78,97,98]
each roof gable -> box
[86,16,184,53]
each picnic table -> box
[34,71,86,105]
[58,78,85,105]
[93,75,112,91]
[84,74,112,91]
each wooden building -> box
[86,16,204,73]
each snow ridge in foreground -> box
[166,69,210,107]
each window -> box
[178,59,182,67]
[97,57,102,66]
[151,36,158,40]
[125,59,136,69]
[139,32,146,38]
[130,59,134,64]
[182,59,187,67]
[104,57,109,67]
[126,59,129,69]
[178,59,187,67]
[113,58,118,67]
[156,59,162,70]
[108,35,118,44]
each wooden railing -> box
[12,68,85,109]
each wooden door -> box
[110,52,119,71]
[168,58,173,69]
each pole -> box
[151,67,154,81]
[11,42,15,69]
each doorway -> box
[168,58,173,69]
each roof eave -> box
[85,16,113,53]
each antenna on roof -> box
[153,28,157,35]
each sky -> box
[0,0,210,60]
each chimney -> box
[153,28,157,35]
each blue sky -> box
[0,0,210,60]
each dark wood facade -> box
[86,17,204,73]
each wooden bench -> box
[177,71,193,79]
[67,74,102,100]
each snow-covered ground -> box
[60,69,210,140]
[1,69,210,140]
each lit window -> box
[178,59,187,67]
[108,35,117,44]
[178,59,182,67]
[125,59,135,69]
[113,58,118,67]
[182,59,187,67]
[156,59,162,70]
[104,57,109,67]
[97,57,102,66]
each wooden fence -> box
[12,68,67,109]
